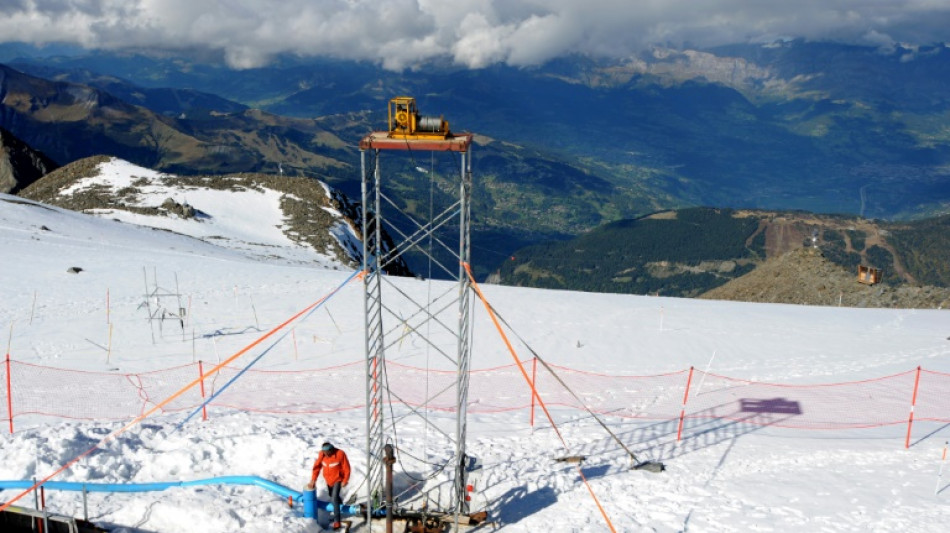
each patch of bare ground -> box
[700,247,950,309]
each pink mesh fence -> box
[209,362,365,414]
[3,357,949,445]
[917,369,950,423]
[681,369,919,430]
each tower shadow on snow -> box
[494,485,557,525]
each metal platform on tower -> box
[359,131,473,152]
[359,97,475,531]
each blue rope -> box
[174,269,362,432]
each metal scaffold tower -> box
[360,102,474,528]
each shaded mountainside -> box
[495,208,762,296]
[886,215,950,288]
[0,125,58,193]
[494,207,950,307]
[20,156,411,275]
[0,63,350,176]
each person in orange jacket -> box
[308,441,351,530]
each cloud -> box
[1,0,949,69]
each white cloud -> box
[1,0,949,69]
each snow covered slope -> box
[18,157,369,268]
[1,193,949,532]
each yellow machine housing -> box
[388,96,451,140]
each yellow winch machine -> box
[387,97,451,140]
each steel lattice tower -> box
[360,131,474,529]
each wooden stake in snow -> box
[5,351,13,434]
[6,322,14,434]
[694,350,717,395]
[250,296,260,330]
[30,291,37,326]
[937,441,948,496]
[325,307,341,333]
[106,323,114,363]
[6,322,13,356]
[292,329,299,360]
[397,314,411,350]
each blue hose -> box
[0,476,361,517]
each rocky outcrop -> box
[0,126,58,194]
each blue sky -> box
[2,0,949,69]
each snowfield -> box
[1,190,949,532]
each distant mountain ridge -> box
[9,63,249,117]
[7,42,950,223]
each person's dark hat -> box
[322,442,334,452]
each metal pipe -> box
[302,487,316,519]
[0,477,360,516]
[384,444,395,533]
[32,476,39,533]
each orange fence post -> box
[5,353,12,434]
[677,366,695,441]
[198,361,208,422]
[905,366,922,449]
[530,357,537,427]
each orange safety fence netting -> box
[209,361,365,414]
[917,369,950,423]
[533,363,690,419]
[9,361,203,421]
[683,369,920,430]
[3,358,950,432]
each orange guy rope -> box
[0,272,362,514]
[463,262,618,533]
[463,263,565,446]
